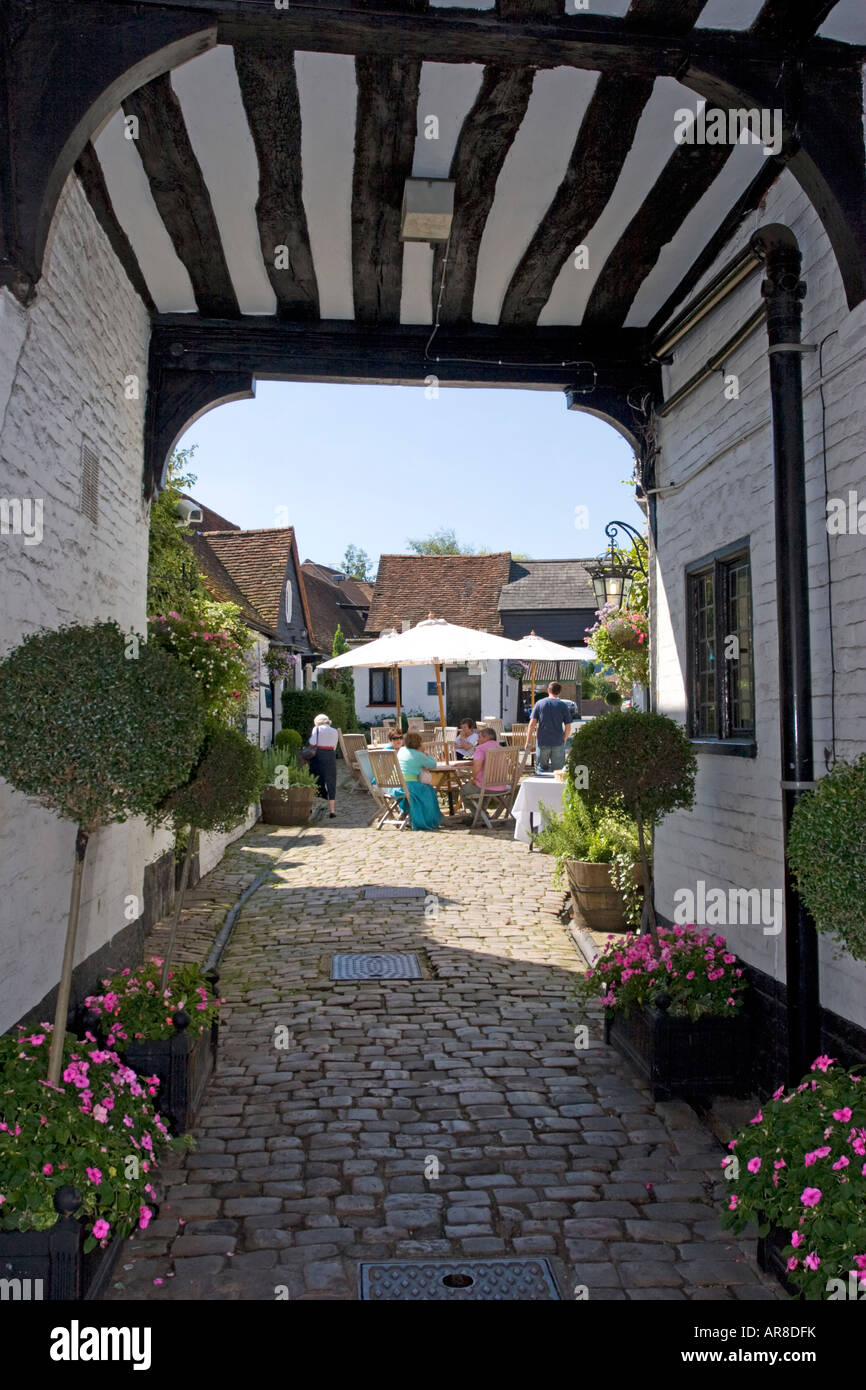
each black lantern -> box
[584,520,648,614]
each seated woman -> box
[454,717,479,760]
[470,726,510,792]
[395,730,442,831]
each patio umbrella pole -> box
[530,659,536,708]
[434,661,446,735]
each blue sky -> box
[177,380,645,571]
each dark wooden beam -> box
[352,55,422,323]
[582,142,735,329]
[750,1,837,43]
[646,157,781,342]
[0,0,215,303]
[499,74,653,327]
[146,313,660,493]
[625,0,706,32]
[233,43,319,321]
[434,66,535,327]
[123,74,239,319]
[74,142,156,314]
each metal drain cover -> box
[363,886,425,900]
[359,1258,560,1301]
[331,952,423,980]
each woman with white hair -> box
[308,714,339,817]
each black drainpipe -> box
[749,224,820,1084]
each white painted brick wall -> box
[0,175,247,1031]
[653,168,866,1027]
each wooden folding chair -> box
[482,717,504,740]
[460,746,517,829]
[358,749,411,829]
[365,748,411,829]
[338,730,367,784]
[518,729,537,773]
[406,717,425,732]
[369,725,395,746]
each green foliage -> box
[787,755,866,963]
[146,448,208,616]
[534,790,638,875]
[0,621,206,834]
[324,623,357,730]
[587,605,649,691]
[282,688,350,737]
[274,728,303,759]
[720,1058,866,1299]
[567,711,697,830]
[0,1024,177,1237]
[86,959,221,1044]
[406,527,476,555]
[342,545,373,581]
[605,688,623,706]
[260,746,319,789]
[157,726,263,834]
[147,611,252,728]
[575,923,748,1021]
[578,662,617,702]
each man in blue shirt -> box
[528,682,572,772]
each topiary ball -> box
[787,754,866,963]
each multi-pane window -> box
[369,668,397,704]
[687,545,754,745]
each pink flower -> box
[747,1156,761,1173]
[139,1206,152,1230]
[811,1055,835,1072]
[153,1278,163,1286]
[804,1146,831,1166]
[728,1194,739,1210]
[773,1085,785,1099]
[800,1187,822,1207]
[750,1110,763,1125]
[803,1252,820,1271]
[92,1105,108,1124]
[774,1159,786,1170]
[42,1163,53,1175]
[86,1166,102,1186]
[786,1257,799,1272]
[791,1231,803,1247]
[833,1108,852,1122]
[92,1219,110,1240]
[832,1156,849,1170]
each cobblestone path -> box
[108,775,781,1302]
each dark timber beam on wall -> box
[233,43,319,321]
[499,74,653,327]
[145,314,660,493]
[434,66,535,327]
[0,0,215,302]
[123,75,239,319]
[352,54,422,324]
[583,142,735,329]
[74,142,156,314]
[749,0,837,43]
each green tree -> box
[147,447,208,616]
[406,527,477,555]
[322,623,358,732]
[342,545,373,581]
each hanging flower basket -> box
[507,662,528,679]
[606,619,644,652]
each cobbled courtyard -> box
[107,774,781,1302]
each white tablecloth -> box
[512,776,566,844]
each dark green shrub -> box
[604,688,623,706]
[0,620,206,1081]
[567,711,697,938]
[282,688,350,736]
[787,755,866,962]
[275,727,303,758]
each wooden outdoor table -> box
[431,759,474,815]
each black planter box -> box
[125,1020,217,1136]
[604,1004,750,1101]
[0,1217,123,1301]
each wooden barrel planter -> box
[566,860,642,932]
[260,785,316,826]
[0,1189,126,1301]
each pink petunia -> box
[791,1231,803,1247]
[786,1257,799,1272]
[86,1166,102,1186]
[801,1187,822,1207]
[92,1219,110,1240]
[42,1163,53,1175]
[728,1194,739,1210]
[832,1156,850,1170]
[747,1157,762,1173]
[750,1110,763,1125]
[811,1055,835,1072]
[833,1108,853,1122]
[803,1252,821,1271]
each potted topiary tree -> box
[786,753,866,966]
[568,711,749,1098]
[0,621,206,1087]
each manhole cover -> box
[331,953,423,980]
[363,886,426,900]
[358,1258,560,1300]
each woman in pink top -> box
[472,727,509,791]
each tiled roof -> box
[302,561,374,609]
[498,559,597,611]
[301,563,370,655]
[186,531,276,637]
[181,495,240,533]
[203,527,313,637]
[366,554,512,635]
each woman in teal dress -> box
[396,732,442,831]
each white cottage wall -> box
[653,167,866,1031]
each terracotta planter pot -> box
[604,1004,751,1101]
[566,859,643,932]
[260,785,316,826]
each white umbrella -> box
[507,630,588,705]
[317,615,524,733]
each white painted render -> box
[652,167,866,1030]
[351,661,518,726]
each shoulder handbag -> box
[299,732,317,762]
